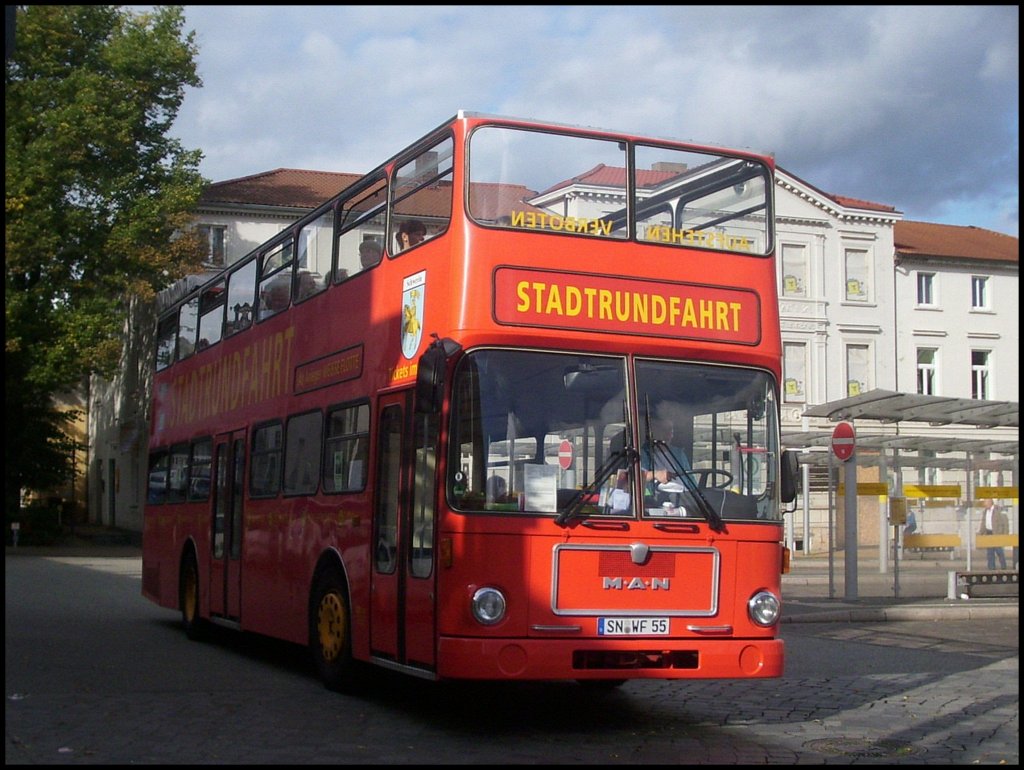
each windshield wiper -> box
[650,440,727,533]
[555,447,637,527]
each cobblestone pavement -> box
[5,547,1018,764]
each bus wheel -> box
[180,551,207,641]
[310,568,355,692]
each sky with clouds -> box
[169,5,1019,236]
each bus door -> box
[370,393,439,669]
[209,430,245,620]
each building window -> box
[916,348,937,395]
[844,248,869,302]
[971,350,990,399]
[845,344,871,397]
[781,244,807,297]
[783,342,807,402]
[916,272,935,306]
[198,224,227,267]
[971,276,989,310]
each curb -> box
[783,601,1018,624]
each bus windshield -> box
[448,349,781,522]
[467,125,772,255]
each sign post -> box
[832,421,858,599]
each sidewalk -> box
[782,546,1019,623]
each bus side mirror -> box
[415,336,461,414]
[780,450,799,504]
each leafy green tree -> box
[5,5,207,513]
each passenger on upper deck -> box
[394,219,427,252]
[359,238,383,269]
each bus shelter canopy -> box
[801,389,1018,428]
[783,389,1019,469]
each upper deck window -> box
[467,126,771,256]
[633,145,770,256]
[258,239,295,321]
[336,176,387,282]
[155,314,177,371]
[225,257,256,336]
[389,136,454,256]
[468,126,627,239]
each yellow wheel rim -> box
[183,565,198,622]
[317,591,347,662]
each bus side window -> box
[295,211,331,302]
[283,411,323,496]
[188,438,212,501]
[197,280,226,350]
[250,422,283,497]
[335,175,387,283]
[323,403,370,493]
[389,136,454,256]
[147,450,170,504]
[226,257,257,335]
[258,239,294,321]
[177,297,199,360]
[167,443,189,504]
[155,314,177,370]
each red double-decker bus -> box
[143,111,798,690]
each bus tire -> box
[179,550,208,641]
[310,567,356,692]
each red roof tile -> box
[895,220,1018,264]
[199,168,361,208]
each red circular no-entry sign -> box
[831,421,856,462]
[558,440,573,470]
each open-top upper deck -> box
[152,113,780,446]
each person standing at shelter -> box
[978,498,1008,569]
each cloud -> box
[172,5,1018,235]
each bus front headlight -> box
[471,587,507,625]
[748,590,781,627]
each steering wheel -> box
[694,469,733,489]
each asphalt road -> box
[5,552,1018,764]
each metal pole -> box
[844,444,858,600]
[966,454,973,572]
[878,448,889,575]
[802,461,811,554]
[828,452,835,599]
